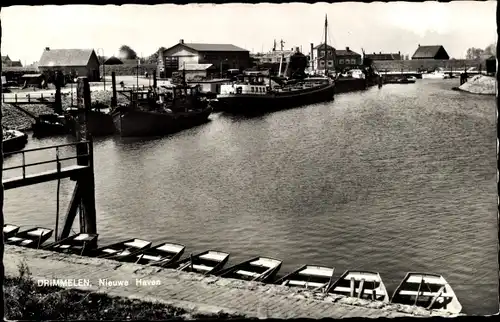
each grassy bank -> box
[5,262,245,320]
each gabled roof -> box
[313,43,335,50]
[179,63,214,71]
[365,53,401,60]
[336,50,361,57]
[411,45,444,59]
[39,49,96,67]
[166,43,249,53]
[2,55,11,62]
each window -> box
[339,59,344,64]
[328,61,333,66]
[320,61,325,66]
[351,59,356,64]
[251,87,255,92]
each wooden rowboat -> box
[3,224,20,240]
[390,272,462,314]
[134,242,185,266]
[93,238,152,261]
[43,233,98,256]
[5,227,53,249]
[215,256,282,283]
[274,265,335,291]
[168,250,230,275]
[326,270,390,302]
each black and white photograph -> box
[0,1,498,319]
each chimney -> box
[398,51,400,55]
[418,44,420,47]
[379,51,381,54]
[346,47,350,51]
[296,47,299,52]
[180,39,184,44]
[45,47,50,51]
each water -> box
[3,79,497,315]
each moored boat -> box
[3,129,28,154]
[422,71,446,79]
[168,250,230,275]
[32,113,70,138]
[111,75,212,137]
[65,107,116,137]
[215,256,282,283]
[5,227,53,249]
[133,242,185,266]
[325,270,390,302]
[43,233,98,256]
[92,238,152,260]
[390,273,462,314]
[3,224,20,239]
[217,74,335,115]
[274,265,335,291]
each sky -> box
[1,2,497,65]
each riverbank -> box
[4,245,459,319]
[457,75,496,95]
[5,262,242,320]
[1,90,129,131]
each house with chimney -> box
[38,47,101,81]
[160,40,250,78]
[2,55,23,67]
[411,45,449,60]
[310,43,362,71]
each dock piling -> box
[54,71,63,114]
[111,72,117,108]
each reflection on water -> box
[3,79,497,314]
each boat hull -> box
[3,131,28,154]
[67,110,116,137]
[112,107,212,137]
[217,82,335,115]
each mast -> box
[324,14,328,76]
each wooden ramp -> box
[2,141,91,190]
[3,165,89,190]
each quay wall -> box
[4,245,458,319]
[373,59,488,73]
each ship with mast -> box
[110,68,212,137]
[216,15,336,115]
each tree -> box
[466,47,485,60]
[484,43,496,56]
[146,47,167,64]
[118,45,138,60]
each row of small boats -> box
[3,224,462,314]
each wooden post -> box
[54,71,63,115]
[111,72,117,108]
[75,77,97,235]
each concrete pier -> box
[5,245,458,318]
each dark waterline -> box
[3,79,497,314]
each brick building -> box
[160,40,250,77]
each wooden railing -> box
[2,92,56,104]
[3,141,91,180]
